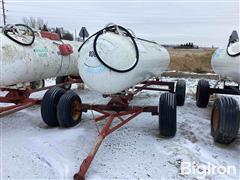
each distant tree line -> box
[178,42,199,49]
[22,17,45,30]
[22,16,74,41]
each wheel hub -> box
[71,99,81,121]
[212,107,219,130]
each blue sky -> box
[2,0,239,47]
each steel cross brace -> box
[0,78,82,118]
[0,99,40,118]
[73,108,143,180]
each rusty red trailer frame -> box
[1,78,179,180]
[73,79,176,180]
[0,78,82,118]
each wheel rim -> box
[212,107,219,130]
[31,80,43,89]
[64,77,71,89]
[71,99,81,121]
[36,80,44,89]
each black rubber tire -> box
[41,87,66,126]
[211,96,240,144]
[57,91,82,128]
[196,79,210,108]
[30,79,45,89]
[176,80,186,106]
[159,92,177,137]
[56,76,72,90]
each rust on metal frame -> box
[1,77,175,178]
[0,77,82,118]
[73,78,175,179]
[73,107,143,180]
[103,79,175,98]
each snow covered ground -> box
[1,77,239,180]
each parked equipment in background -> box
[196,30,240,144]
[40,24,186,180]
[0,24,80,87]
[0,24,83,117]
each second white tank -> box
[211,41,240,84]
[78,29,170,94]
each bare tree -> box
[22,17,47,30]
[36,17,44,29]
[22,17,29,26]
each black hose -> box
[78,25,139,73]
[3,24,35,46]
[94,25,139,73]
[226,41,240,57]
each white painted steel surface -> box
[78,32,170,94]
[211,41,240,84]
[0,33,80,86]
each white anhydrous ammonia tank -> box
[0,32,80,86]
[211,41,240,84]
[78,27,170,94]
